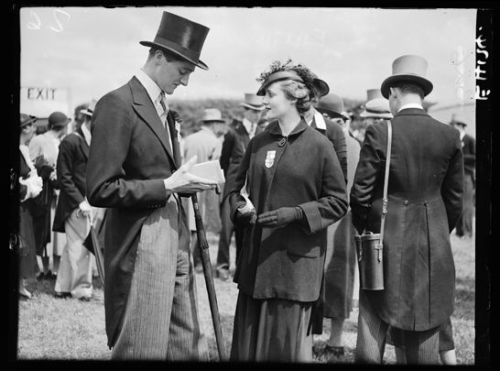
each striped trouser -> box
[355,290,440,364]
[111,196,209,360]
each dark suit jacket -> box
[461,133,475,181]
[86,76,183,347]
[312,114,348,184]
[350,108,464,332]
[53,128,89,233]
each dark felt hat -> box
[48,111,70,129]
[381,55,433,99]
[312,77,330,98]
[316,94,348,120]
[140,11,210,70]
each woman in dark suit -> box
[228,60,348,362]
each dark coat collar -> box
[266,118,309,137]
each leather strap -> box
[378,120,392,258]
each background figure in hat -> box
[357,89,393,143]
[86,11,216,360]
[351,55,463,364]
[450,114,475,238]
[217,93,264,281]
[316,93,361,359]
[29,111,70,281]
[18,114,43,299]
[299,68,347,183]
[183,108,227,273]
[229,60,347,362]
[52,100,97,301]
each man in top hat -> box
[53,100,97,300]
[29,111,71,281]
[450,113,475,238]
[216,93,264,281]
[316,93,361,358]
[350,55,463,364]
[86,11,216,360]
[183,108,227,272]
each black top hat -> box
[140,12,210,70]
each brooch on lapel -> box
[265,150,276,168]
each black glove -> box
[257,207,303,228]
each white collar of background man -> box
[309,109,327,130]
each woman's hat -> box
[359,97,393,119]
[201,108,225,123]
[80,99,97,117]
[381,55,433,99]
[20,113,37,127]
[240,93,265,111]
[48,111,71,129]
[140,11,210,70]
[256,70,304,96]
[312,77,330,98]
[316,94,348,120]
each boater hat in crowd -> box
[359,89,393,119]
[201,108,225,123]
[20,113,37,127]
[80,99,97,117]
[381,54,433,99]
[316,93,349,120]
[140,11,210,70]
[256,70,304,96]
[240,93,265,111]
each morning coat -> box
[86,76,183,348]
[53,128,89,233]
[229,119,348,303]
[350,108,464,331]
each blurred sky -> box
[20,6,476,115]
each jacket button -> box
[404,200,409,205]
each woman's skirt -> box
[230,291,313,362]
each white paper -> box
[190,160,225,184]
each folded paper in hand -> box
[190,160,225,184]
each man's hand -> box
[257,207,302,228]
[164,156,218,195]
[235,200,257,225]
[77,199,92,218]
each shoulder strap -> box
[379,120,392,249]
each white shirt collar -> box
[81,124,91,146]
[398,103,423,112]
[135,69,163,106]
[242,118,255,135]
[306,109,327,130]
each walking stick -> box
[191,193,227,361]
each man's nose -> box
[180,74,190,86]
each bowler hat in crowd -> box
[20,113,37,127]
[48,111,71,129]
[240,93,265,111]
[359,88,392,119]
[316,94,349,120]
[201,108,225,123]
[140,11,210,70]
[80,99,97,117]
[381,54,433,99]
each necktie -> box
[159,91,173,155]
[159,91,168,121]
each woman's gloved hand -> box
[257,207,303,228]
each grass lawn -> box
[17,231,475,363]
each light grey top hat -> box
[201,108,225,123]
[366,89,383,102]
[381,54,433,99]
[240,93,265,111]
